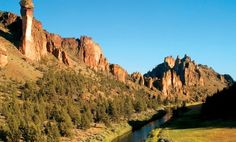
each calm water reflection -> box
[112,112,172,142]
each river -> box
[112,111,172,142]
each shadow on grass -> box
[128,110,167,131]
[163,104,236,130]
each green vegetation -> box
[202,83,236,119]
[0,69,165,141]
[154,105,236,142]
[146,129,161,142]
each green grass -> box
[146,129,161,142]
[158,105,236,142]
[103,123,132,142]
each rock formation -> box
[19,0,47,61]
[109,64,128,83]
[45,33,73,65]
[0,11,128,82]
[164,56,175,68]
[78,36,109,72]
[45,34,109,70]
[145,55,234,97]
[131,72,145,86]
[145,77,154,89]
[0,47,8,68]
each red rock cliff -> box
[131,72,145,86]
[109,64,128,83]
[19,1,47,61]
[145,55,234,97]
[0,11,128,83]
[78,36,109,72]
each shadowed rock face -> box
[0,47,8,67]
[145,55,234,97]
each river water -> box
[112,112,172,142]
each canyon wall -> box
[0,11,127,82]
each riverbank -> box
[75,108,166,142]
[148,104,236,142]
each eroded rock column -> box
[19,0,35,60]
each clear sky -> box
[1,0,236,80]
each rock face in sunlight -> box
[45,33,73,65]
[78,36,110,72]
[0,11,128,82]
[131,72,145,86]
[19,1,47,61]
[164,56,176,68]
[110,64,128,83]
[0,47,8,67]
[145,55,234,97]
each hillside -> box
[0,2,234,142]
[0,10,164,141]
[143,56,233,101]
[202,83,236,119]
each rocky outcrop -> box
[0,47,8,68]
[0,11,128,82]
[19,0,47,61]
[161,70,183,96]
[45,34,110,69]
[45,33,73,65]
[46,33,63,51]
[0,12,19,27]
[131,72,145,86]
[0,11,47,61]
[145,77,154,89]
[62,38,79,54]
[78,36,109,72]
[145,55,233,97]
[165,56,175,68]
[109,64,128,83]
[175,55,204,86]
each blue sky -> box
[1,0,236,79]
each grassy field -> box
[157,105,236,142]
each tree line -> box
[0,69,163,141]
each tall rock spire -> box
[19,0,35,60]
[19,0,47,61]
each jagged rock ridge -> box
[143,55,234,98]
[0,11,127,82]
